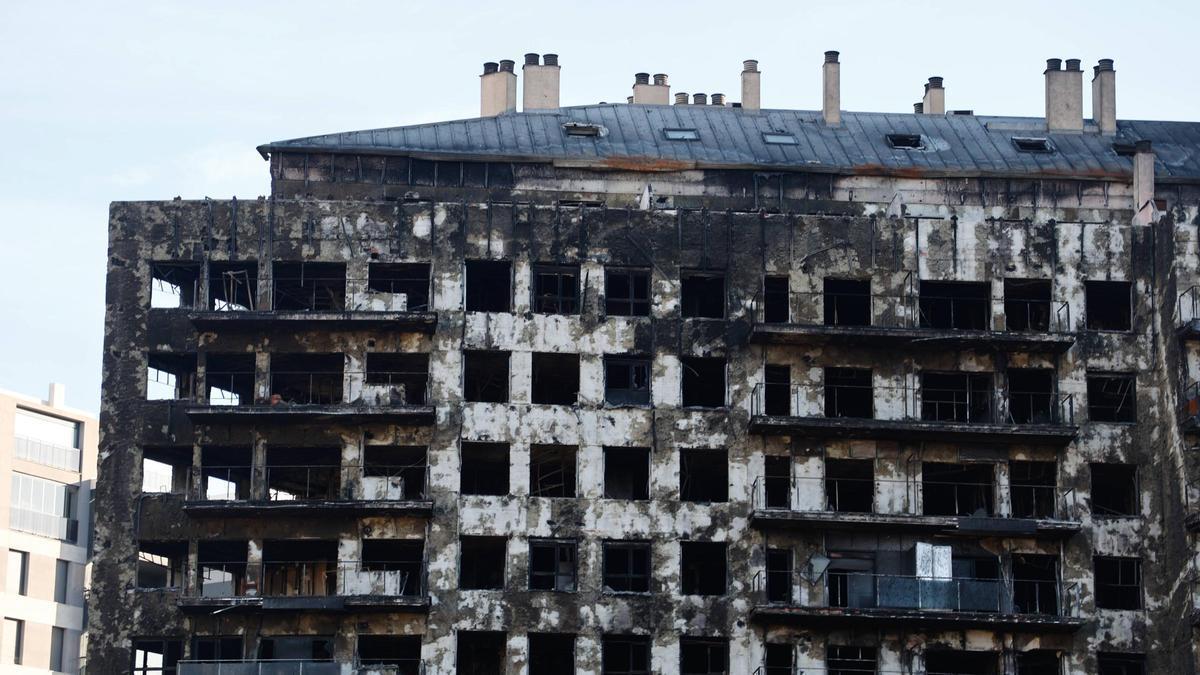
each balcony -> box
[179,660,424,675]
[188,310,437,332]
[1178,285,1200,340]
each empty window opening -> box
[54,559,69,604]
[1097,653,1146,675]
[461,442,509,496]
[367,262,431,311]
[132,639,181,675]
[763,132,798,145]
[200,445,251,500]
[606,356,651,406]
[824,367,873,418]
[530,445,576,498]
[603,542,651,593]
[763,644,794,675]
[257,636,333,662]
[198,540,248,597]
[192,636,243,663]
[1088,374,1136,422]
[763,364,791,416]
[529,540,577,592]
[922,371,994,423]
[465,260,512,312]
[147,353,196,400]
[826,458,873,513]
[1086,280,1132,331]
[1095,556,1142,610]
[365,353,429,405]
[763,275,789,323]
[533,264,580,314]
[681,638,728,675]
[209,261,258,311]
[361,539,424,596]
[1012,136,1054,153]
[358,635,421,672]
[136,541,185,589]
[919,281,990,330]
[602,636,651,675]
[926,650,998,675]
[270,353,344,404]
[4,618,24,665]
[1008,368,1056,424]
[763,456,791,509]
[765,548,792,603]
[150,262,199,308]
[266,447,339,501]
[680,449,728,503]
[1015,651,1060,675]
[681,357,725,408]
[1004,279,1051,331]
[142,446,189,494]
[1091,463,1138,516]
[604,447,650,500]
[5,550,27,596]
[459,537,506,590]
[664,128,700,141]
[271,261,345,311]
[681,541,727,595]
[887,133,925,149]
[529,634,575,675]
[1010,461,1057,519]
[824,278,871,327]
[923,462,995,516]
[363,446,428,499]
[681,273,725,319]
[205,353,254,406]
[829,646,877,675]
[1013,554,1059,615]
[261,540,338,596]
[563,122,605,137]
[605,268,651,317]
[532,352,580,405]
[464,350,510,403]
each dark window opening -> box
[199,445,251,501]
[530,445,576,498]
[829,646,877,675]
[563,122,604,137]
[132,639,182,675]
[602,636,650,675]
[764,644,793,675]
[1004,279,1051,331]
[272,261,345,311]
[270,353,343,404]
[533,264,580,314]
[192,637,242,662]
[887,133,925,149]
[266,447,339,501]
[464,351,510,403]
[1095,556,1142,610]
[824,367,873,418]
[1088,374,1136,422]
[365,353,429,405]
[1086,280,1132,331]
[763,275,789,323]
[605,269,651,317]
[763,365,791,416]
[680,449,728,503]
[919,281,990,330]
[1097,653,1146,675]
[827,556,874,608]
[529,540,577,592]
[150,262,199,309]
[1013,554,1059,615]
[205,353,254,406]
[459,537,506,590]
[664,128,700,141]
[461,442,509,496]
[681,273,725,319]
[764,456,791,509]
[765,548,792,603]
[681,638,727,675]
[681,541,727,596]
[147,352,196,401]
[367,262,430,311]
[1012,136,1053,153]
[922,371,993,423]
[604,447,650,500]
[465,260,512,312]
[1010,461,1057,519]
[824,279,871,327]
[457,631,505,675]
[532,353,579,405]
[926,650,998,675]
[529,634,575,675]
[410,159,435,186]
[358,635,421,674]
[261,540,337,597]
[1091,463,1138,516]
[209,261,257,311]
[606,356,651,406]
[361,539,424,596]
[923,462,995,516]
[363,446,428,499]
[197,540,248,598]
[603,542,651,593]
[136,541,186,589]
[257,636,333,662]
[1015,651,1060,675]
[826,459,873,513]
[1008,368,1056,424]
[681,357,725,408]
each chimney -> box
[741,59,761,111]
[693,93,708,105]
[480,60,517,117]
[674,92,689,105]
[522,53,561,111]
[632,72,670,105]
[711,93,726,106]
[1092,58,1116,135]
[47,383,65,409]
[922,76,945,115]
[913,102,924,114]
[1133,140,1156,224]
[822,51,841,125]
[1045,58,1083,131]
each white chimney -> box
[1045,58,1083,131]
[1091,58,1116,135]
[741,60,761,111]
[632,73,670,105]
[522,53,560,111]
[47,383,66,409]
[1133,140,1156,225]
[822,51,841,126]
[921,77,945,115]
[480,59,517,117]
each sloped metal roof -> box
[257,104,1200,182]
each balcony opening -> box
[1087,374,1136,422]
[1008,368,1056,424]
[1090,463,1137,516]
[141,446,188,494]
[605,356,651,406]
[763,275,789,323]
[605,268,651,317]
[192,636,242,662]
[1097,653,1145,675]
[1094,556,1142,609]
[133,640,181,675]
[529,539,577,592]
[464,350,510,403]
[199,446,251,500]
[533,264,580,314]
[923,462,994,516]
[1014,651,1060,675]
[529,634,575,675]
[826,556,874,608]
[764,456,791,508]
[824,367,873,418]
[680,637,727,675]
[270,353,344,404]
[361,539,424,596]
[266,447,339,501]
[604,447,649,500]
[367,262,431,311]
[460,442,509,496]
[921,371,993,423]
[681,541,727,595]
[147,352,196,400]
[136,541,185,589]
[680,449,728,503]
[681,357,725,408]
[261,540,338,596]
[272,261,345,311]
[829,646,877,675]
[1013,554,1059,615]
[150,262,199,308]
[919,281,990,330]
[763,365,791,416]
[1085,280,1132,331]
[824,279,871,327]
[363,446,428,499]
[1010,461,1057,519]
[603,541,651,593]
[198,540,248,597]
[530,444,576,498]
[532,352,580,405]
[358,635,421,673]
[1004,279,1051,331]
[209,261,257,311]
[681,272,725,319]
[826,458,873,513]
[257,636,333,662]
[457,630,506,675]
[925,650,998,675]
[763,644,793,675]
[205,353,255,406]
[365,353,429,405]
[459,537,506,590]
[465,260,512,312]
[602,635,650,675]
[765,548,792,603]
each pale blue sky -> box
[1,0,1196,413]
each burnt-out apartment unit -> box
[90,52,1200,674]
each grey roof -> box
[258,104,1200,182]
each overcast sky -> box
[1,0,1196,414]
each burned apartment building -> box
[89,51,1200,674]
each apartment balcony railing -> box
[179,660,424,675]
[1180,380,1200,433]
[12,436,82,472]
[9,507,79,543]
[181,464,431,517]
[1177,285,1200,340]
[180,560,429,613]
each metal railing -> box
[190,560,426,598]
[9,507,79,543]
[183,370,430,406]
[12,436,82,472]
[189,464,430,502]
[1179,285,1200,327]
[1181,380,1200,426]
[179,660,338,675]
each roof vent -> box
[948,110,974,116]
[563,122,607,138]
[1012,136,1055,153]
[886,133,925,150]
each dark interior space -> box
[531,352,580,404]
[272,261,345,311]
[1004,278,1051,331]
[605,356,651,405]
[824,278,871,326]
[459,538,506,590]
[1086,280,1132,331]
[604,269,650,317]
[358,635,421,673]
[528,634,576,675]
[532,264,580,314]
[825,458,873,513]
[205,353,255,406]
[363,446,428,499]
[456,630,506,675]
[680,638,727,675]
[765,548,792,603]
[1008,368,1056,424]
[764,455,791,508]
[1097,653,1146,675]
[460,442,509,496]
[1014,651,1060,675]
[602,636,650,675]
[261,540,338,596]
[136,540,186,589]
[197,540,248,597]
[762,275,789,323]
[463,350,510,403]
[925,650,997,675]
[1012,553,1059,614]
[922,462,995,516]
[265,446,340,501]
[681,357,725,408]
[208,261,258,311]
[1094,556,1142,609]
[919,281,990,330]
[365,353,429,404]
[763,364,791,416]
[530,445,576,498]
[1010,461,1057,519]
[680,448,728,503]
[1087,374,1136,422]
[270,353,344,404]
[1091,463,1138,516]
[680,541,727,595]
[361,539,424,595]
[763,644,794,675]
[680,273,725,319]
[604,447,650,500]
[257,636,333,662]
[824,367,872,418]
[828,646,876,675]
[921,371,993,423]
[529,539,577,591]
[602,542,650,593]
[367,262,431,311]
[465,260,512,312]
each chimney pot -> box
[653,73,668,86]
[635,72,650,85]
[693,93,708,105]
[914,102,924,114]
[1065,58,1082,71]
[928,76,943,88]
[711,93,726,106]
[675,92,689,105]
[627,96,634,104]
[1046,58,1062,71]
[524,53,540,66]
[824,50,840,63]
[543,53,559,66]
[922,75,945,114]
[499,59,515,72]
[741,58,762,111]
[483,62,499,74]
[1098,58,1114,72]
[743,59,759,72]
[822,51,841,125]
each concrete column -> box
[741,60,761,111]
[1045,58,1083,131]
[1092,59,1117,135]
[822,51,841,126]
[522,53,561,110]
[480,60,517,117]
[922,76,945,115]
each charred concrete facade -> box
[92,53,1200,675]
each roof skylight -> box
[663,128,700,141]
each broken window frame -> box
[1012,553,1060,615]
[604,268,652,317]
[530,352,580,405]
[356,635,421,670]
[605,356,652,406]
[921,371,995,423]
[205,353,255,406]
[459,536,507,590]
[463,350,510,403]
[191,636,243,662]
[147,353,197,401]
[364,352,430,405]
[824,367,873,419]
[828,645,878,675]
[680,272,726,319]
[529,445,577,498]
[825,458,874,513]
[1009,461,1058,519]
[150,262,200,309]
[1087,373,1137,423]
[763,644,794,675]
[208,261,258,312]
[680,357,726,409]
[132,639,182,675]
[765,548,793,603]
[362,446,428,500]
[679,448,728,503]
[1090,463,1138,517]
[680,637,728,675]
[270,261,346,312]
[136,541,186,590]
[680,541,728,596]
[602,635,651,675]
[918,280,991,330]
[269,353,344,405]
[366,262,431,311]
[1014,650,1061,675]
[465,260,513,312]
[1004,278,1053,332]
[824,278,872,327]
[602,541,651,594]
[1007,368,1058,425]
[532,264,581,314]
[528,539,577,592]
[921,462,996,517]
[1094,556,1142,610]
[1085,280,1133,332]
